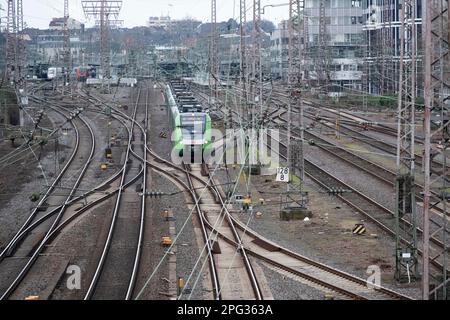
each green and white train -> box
[165,80,212,160]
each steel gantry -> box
[395,0,419,284]
[423,0,450,300]
[82,0,122,79]
[287,0,306,197]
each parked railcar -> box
[75,66,96,82]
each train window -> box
[180,114,206,133]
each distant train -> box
[47,67,64,80]
[165,80,212,160]
[74,66,96,82]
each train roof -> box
[168,81,208,114]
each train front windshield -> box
[180,114,206,144]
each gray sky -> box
[3,0,290,29]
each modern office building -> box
[270,20,290,81]
[304,0,365,95]
[269,1,365,95]
[363,0,423,95]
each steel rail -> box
[205,167,263,300]
[83,88,142,300]
[0,97,81,260]
[125,87,150,300]
[268,134,450,275]
[1,96,96,299]
[142,153,406,300]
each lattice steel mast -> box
[287,0,306,190]
[16,0,26,88]
[252,0,263,127]
[317,0,329,90]
[5,0,17,85]
[395,0,419,283]
[239,0,249,121]
[381,0,394,94]
[4,0,26,91]
[63,0,71,82]
[210,0,218,101]
[101,1,109,78]
[423,0,450,300]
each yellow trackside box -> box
[178,278,185,290]
[101,164,108,171]
[162,237,173,246]
[105,148,113,159]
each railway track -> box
[184,163,263,300]
[0,82,151,300]
[0,89,97,299]
[0,102,85,261]
[71,81,413,300]
[272,111,450,238]
[271,93,450,181]
[159,159,410,300]
[83,86,148,300]
[205,83,450,264]
[267,133,449,275]
[128,125,411,300]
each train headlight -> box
[204,140,209,144]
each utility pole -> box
[63,0,71,85]
[252,0,263,124]
[381,0,393,94]
[362,26,369,115]
[210,0,218,103]
[5,0,27,129]
[286,0,306,202]
[16,0,26,89]
[6,0,17,85]
[82,1,122,82]
[100,1,110,79]
[250,0,263,172]
[423,0,449,300]
[239,0,248,122]
[395,0,419,284]
[317,0,329,91]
